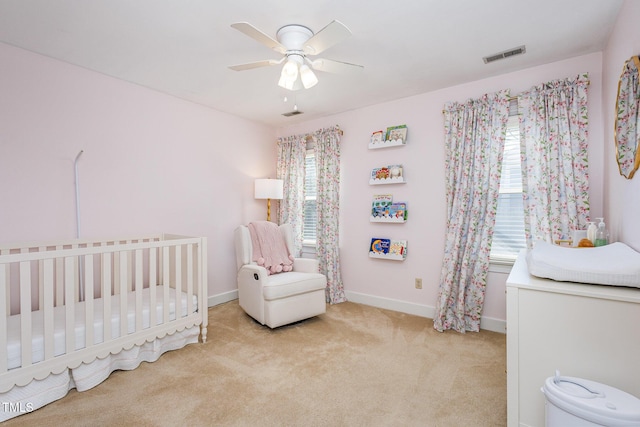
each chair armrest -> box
[292,257,319,274]
[237,264,270,323]
[238,264,269,286]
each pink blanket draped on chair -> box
[248,221,294,275]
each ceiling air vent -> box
[282,110,304,117]
[483,45,526,64]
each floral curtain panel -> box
[314,126,346,304]
[517,74,590,246]
[277,126,345,304]
[276,135,307,256]
[434,90,510,333]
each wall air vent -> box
[483,45,526,64]
[282,110,304,117]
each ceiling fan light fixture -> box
[278,71,302,91]
[277,73,289,89]
[300,64,318,89]
[281,59,299,79]
[278,55,308,91]
[230,21,363,93]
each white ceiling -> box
[0,0,623,127]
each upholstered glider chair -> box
[234,222,327,328]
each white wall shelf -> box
[369,125,408,149]
[369,177,406,185]
[368,252,406,261]
[370,216,406,223]
[369,238,407,260]
[368,139,406,149]
[370,165,405,185]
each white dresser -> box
[506,251,640,427]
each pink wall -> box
[0,42,277,303]
[279,53,605,326]
[603,0,640,250]
[1,18,623,324]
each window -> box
[490,115,526,263]
[303,149,317,245]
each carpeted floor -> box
[4,300,507,426]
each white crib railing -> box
[0,234,207,392]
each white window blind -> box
[490,114,526,263]
[303,150,317,244]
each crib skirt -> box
[0,325,199,422]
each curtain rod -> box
[442,96,518,114]
[277,126,343,143]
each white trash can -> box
[542,371,640,426]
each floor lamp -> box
[255,178,284,222]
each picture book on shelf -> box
[371,194,393,218]
[389,202,407,220]
[370,238,391,255]
[384,124,408,142]
[371,166,390,180]
[371,164,403,181]
[370,195,407,221]
[389,240,408,257]
[387,164,403,179]
[370,130,384,145]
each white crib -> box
[0,234,207,422]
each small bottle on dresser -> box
[587,221,597,244]
[594,218,608,247]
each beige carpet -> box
[5,301,507,426]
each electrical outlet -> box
[415,278,422,289]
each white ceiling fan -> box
[229,20,364,91]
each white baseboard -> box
[479,315,506,334]
[208,289,505,333]
[345,291,435,318]
[345,291,505,334]
[208,289,238,307]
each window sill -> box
[489,258,515,274]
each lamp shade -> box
[254,179,283,200]
[299,64,318,89]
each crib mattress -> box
[7,286,198,370]
[526,241,640,287]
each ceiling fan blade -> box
[303,20,352,55]
[231,22,287,54]
[310,58,364,74]
[229,59,283,71]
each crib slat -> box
[119,251,128,337]
[175,246,182,320]
[113,250,120,296]
[1,249,9,317]
[71,244,79,303]
[43,259,54,360]
[20,261,32,368]
[187,244,193,315]
[0,263,7,372]
[135,249,143,332]
[102,253,112,342]
[20,249,30,315]
[84,255,94,347]
[158,245,164,286]
[163,246,170,324]
[128,249,134,293]
[64,257,75,355]
[55,247,64,306]
[149,248,157,328]
[38,246,46,309]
